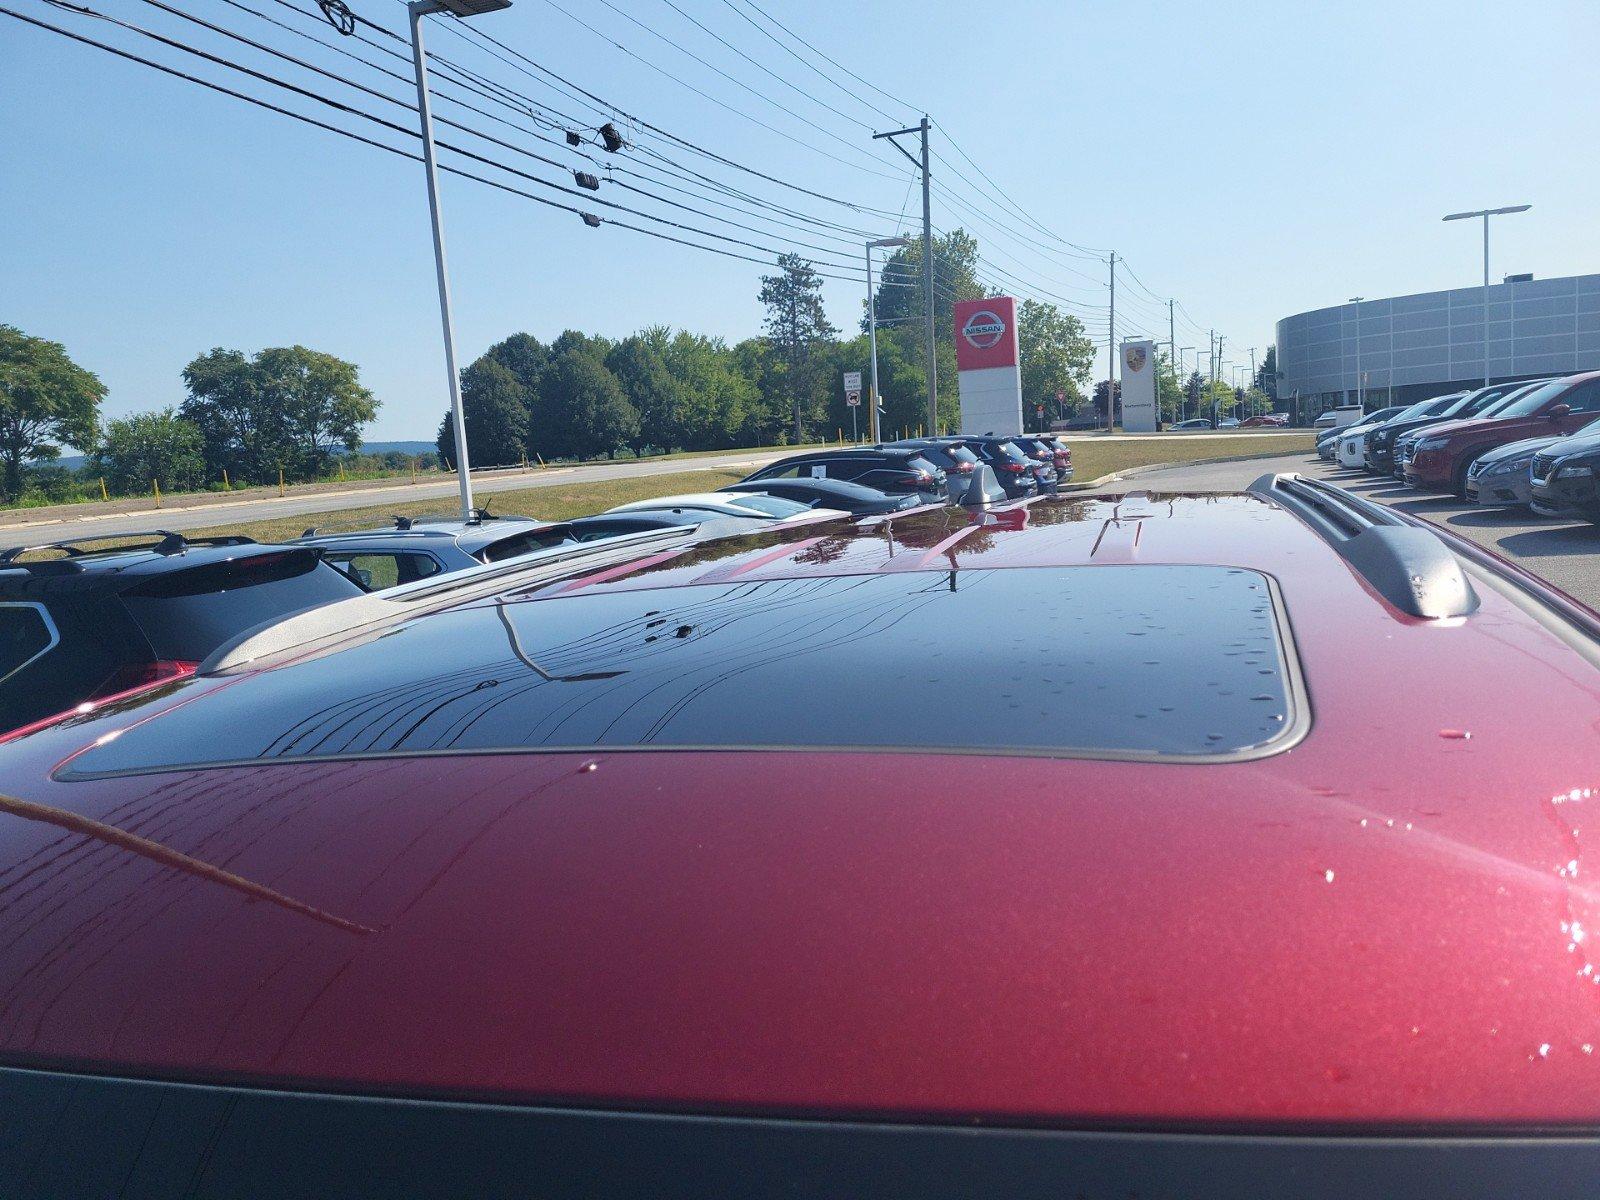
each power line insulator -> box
[316,0,355,35]
[581,212,603,228]
[598,122,625,153]
[565,130,582,147]
[574,171,600,191]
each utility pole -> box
[874,118,937,435]
[1107,252,1117,430]
[407,0,511,521]
[1167,299,1176,423]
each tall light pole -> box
[1347,297,1364,410]
[1107,253,1117,429]
[1443,204,1531,387]
[409,0,511,520]
[866,235,912,445]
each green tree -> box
[180,345,377,483]
[483,332,547,394]
[759,253,837,442]
[255,346,377,477]
[868,229,986,344]
[663,332,757,450]
[89,408,205,495]
[1253,345,1278,398]
[1018,300,1096,427]
[436,358,529,469]
[1154,351,1186,423]
[605,335,679,455]
[0,325,104,501]
[533,348,637,461]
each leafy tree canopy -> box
[0,325,104,500]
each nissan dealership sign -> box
[952,296,1022,435]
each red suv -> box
[2,485,1600,1194]
[1404,371,1600,494]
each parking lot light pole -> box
[1347,298,1364,410]
[409,0,512,520]
[1443,204,1531,387]
[866,236,912,445]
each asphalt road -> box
[1,450,796,543]
[1106,450,1600,609]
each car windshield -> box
[1476,384,1545,418]
[1495,379,1570,418]
[725,494,811,517]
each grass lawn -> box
[1063,433,1314,482]
[181,435,1313,544]
[190,468,751,544]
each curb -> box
[1062,447,1315,491]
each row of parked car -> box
[0,433,1070,734]
[1315,371,1600,520]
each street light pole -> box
[1347,297,1364,410]
[873,119,937,435]
[408,0,511,520]
[1443,204,1531,387]
[866,236,912,445]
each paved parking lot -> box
[1104,450,1600,609]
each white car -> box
[605,492,850,524]
[1313,405,1365,430]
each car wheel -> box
[1451,454,1481,499]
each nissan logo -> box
[961,310,1006,349]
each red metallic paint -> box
[0,492,1599,1129]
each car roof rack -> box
[0,530,257,566]
[1248,473,1479,619]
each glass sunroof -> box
[64,565,1305,776]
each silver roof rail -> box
[1248,473,1479,619]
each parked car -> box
[1406,373,1600,495]
[1312,404,1364,429]
[957,435,1054,497]
[4,478,1600,1194]
[888,437,983,484]
[1362,391,1472,475]
[1464,435,1567,508]
[744,446,948,499]
[1020,435,1075,481]
[1217,417,1241,429]
[718,477,923,516]
[1390,381,1553,481]
[0,531,363,734]
[1240,414,1288,427]
[1173,417,1214,431]
[292,511,558,589]
[605,492,848,524]
[1331,406,1411,469]
[1529,424,1600,520]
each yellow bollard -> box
[411,456,418,483]
[339,460,345,481]
[221,469,230,492]
[152,479,161,507]
[99,477,108,502]
[536,453,546,468]
[278,468,286,497]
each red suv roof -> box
[1,486,1598,1129]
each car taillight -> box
[998,461,1026,473]
[89,659,198,700]
[1053,452,1070,466]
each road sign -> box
[842,370,862,394]
[846,391,861,407]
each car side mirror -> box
[1548,404,1572,420]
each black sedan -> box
[718,477,923,516]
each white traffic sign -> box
[842,371,862,394]
[846,391,861,407]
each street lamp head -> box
[869,236,913,249]
[432,0,511,14]
[1443,204,1531,221]
[1348,296,1363,303]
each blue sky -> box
[4,0,1596,439]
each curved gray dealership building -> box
[1276,272,1600,410]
